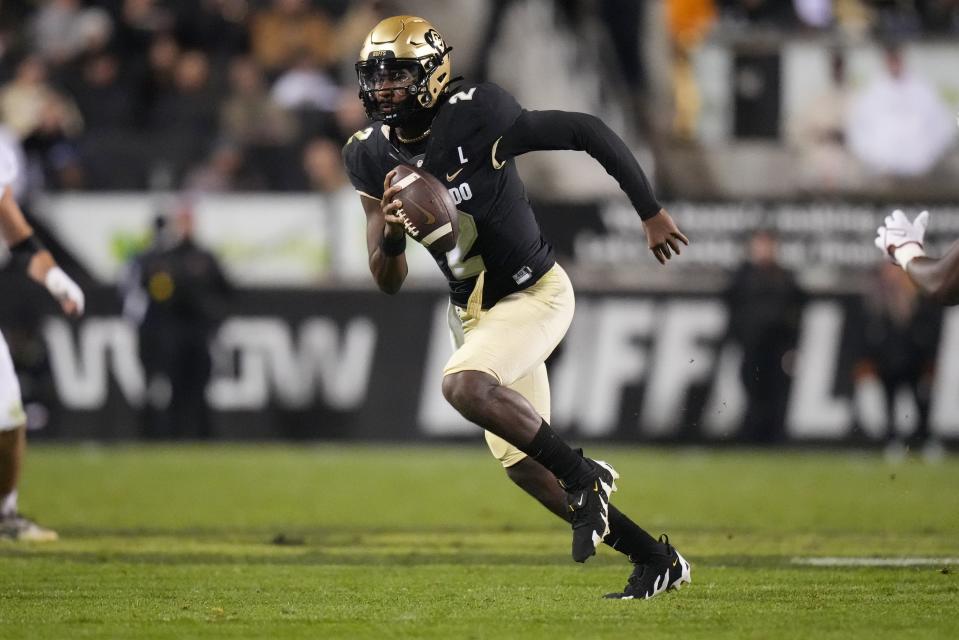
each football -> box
[390,164,459,253]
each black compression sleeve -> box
[9,234,45,272]
[494,110,662,220]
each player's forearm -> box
[0,186,33,245]
[369,250,408,294]
[26,250,56,286]
[1,186,57,285]
[496,110,661,219]
[905,240,959,306]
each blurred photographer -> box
[725,229,805,443]
[123,202,232,439]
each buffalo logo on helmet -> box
[424,29,445,55]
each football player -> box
[876,209,959,306]
[0,143,84,540]
[343,16,690,599]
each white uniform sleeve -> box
[0,141,19,190]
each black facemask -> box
[356,59,429,126]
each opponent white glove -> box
[44,266,85,316]
[875,209,928,269]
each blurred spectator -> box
[152,50,215,129]
[23,93,86,190]
[70,52,135,132]
[73,7,115,56]
[0,56,82,140]
[126,204,232,439]
[724,230,805,443]
[845,44,956,177]
[250,0,336,73]
[793,0,832,28]
[331,91,370,142]
[670,1,718,46]
[667,0,717,140]
[835,0,875,38]
[50,8,116,90]
[29,0,85,64]
[788,50,864,193]
[270,50,342,112]
[221,56,298,147]
[719,0,798,27]
[858,262,943,461]
[133,32,180,127]
[303,137,348,193]
[183,140,265,193]
[333,0,392,82]
[0,56,85,190]
[29,1,114,69]
[149,50,218,183]
[111,0,173,62]
[173,0,251,64]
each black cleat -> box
[604,534,691,599]
[564,458,618,563]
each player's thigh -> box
[0,332,25,431]
[444,264,574,385]
[484,363,550,467]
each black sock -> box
[519,421,593,489]
[603,505,669,563]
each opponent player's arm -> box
[0,185,84,316]
[493,110,688,264]
[876,209,959,306]
[903,241,959,306]
[361,169,409,295]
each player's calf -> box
[443,371,619,561]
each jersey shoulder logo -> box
[445,167,464,182]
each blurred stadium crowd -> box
[0,0,393,195]
[0,1,956,200]
[660,0,959,201]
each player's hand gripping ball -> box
[389,164,459,253]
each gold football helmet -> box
[355,16,453,125]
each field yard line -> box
[791,557,959,567]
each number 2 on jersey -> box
[446,210,484,279]
[448,88,476,104]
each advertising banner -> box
[4,283,957,444]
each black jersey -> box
[342,82,555,309]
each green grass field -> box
[1,444,957,639]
